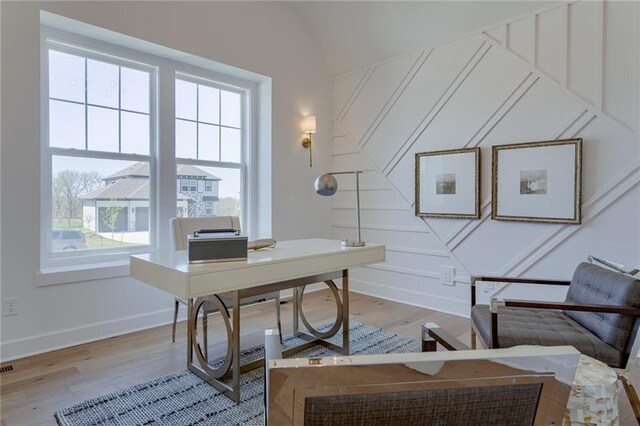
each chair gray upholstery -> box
[303,384,542,426]
[471,263,640,368]
[564,262,640,353]
[471,305,623,367]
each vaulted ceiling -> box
[286,1,556,75]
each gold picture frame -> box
[415,147,480,219]
[491,138,582,224]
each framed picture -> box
[415,147,480,219]
[492,138,582,224]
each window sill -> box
[36,261,130,287]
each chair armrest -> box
[470,276,571,307]
[421,323,470,352]
[472,276,571,286]
[502,299,640,316]
[618,371,640,421]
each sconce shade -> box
[303,115,316,134]
[314,173,338,196]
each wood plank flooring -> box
[0,290,636,425]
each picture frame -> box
[491,138,582,224]
[415,147,480,219]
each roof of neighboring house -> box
[81,178,190,201]
[105,162,221,181]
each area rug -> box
[54,321,421,426]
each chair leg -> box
[172,299,179,343]
[203,313,209,361]
[275,294,283,343]
[470,327,477,349]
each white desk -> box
[131,238,385,401]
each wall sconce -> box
[301,115,316,167]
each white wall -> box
[0,1,332,360]
[331,0,640,317]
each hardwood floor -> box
[0,290,469,425]
[0,290,636,425]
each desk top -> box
[130,239,385,298]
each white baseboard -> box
[0,307,186,362]
[0,282,462,362]
[0,286,329,363]
[349,278,470,318]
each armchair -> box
[264,326,580,425]
[471,262,640,368]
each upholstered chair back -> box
[564,262,640,354]
[170,216,241,251]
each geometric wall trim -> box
[333,0,639,317]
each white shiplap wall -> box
[332,0,640,317]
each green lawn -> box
[85,232,136,249]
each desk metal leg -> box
[187,298,194,367]
[293,276,350,356]
[231,291,241,402]
[187,295,236,401]
[342,269,350,354]
[292,286,300,335]
[185,271,349,403]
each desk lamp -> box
[314,171,364,247]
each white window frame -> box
[40,30,158,271]
[173,72,249,233]
[38,25,259,284]
[205,180,212,192]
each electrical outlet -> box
[4,298,18,316]
[440,266,454,286]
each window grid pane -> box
[175,78,244,223]
[47,44,154,258]
[175,78,242,165]
[48,48,151,157]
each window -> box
[175,76,244,220]
[204,201,214,216]
[41,26,255,275]
[45,42,154,258]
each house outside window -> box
[180,179,189,192]
[205,180,212,192]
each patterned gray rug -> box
[55,321,420,426]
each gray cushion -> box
[564,262,640,352]
[471,304,624,367]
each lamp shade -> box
[314,173,338,196]
[303,115,316,134]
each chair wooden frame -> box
[265,325,577,426]
[470,276,640,368]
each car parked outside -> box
[52,229,87,251]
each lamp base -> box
[342,239,365,247]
